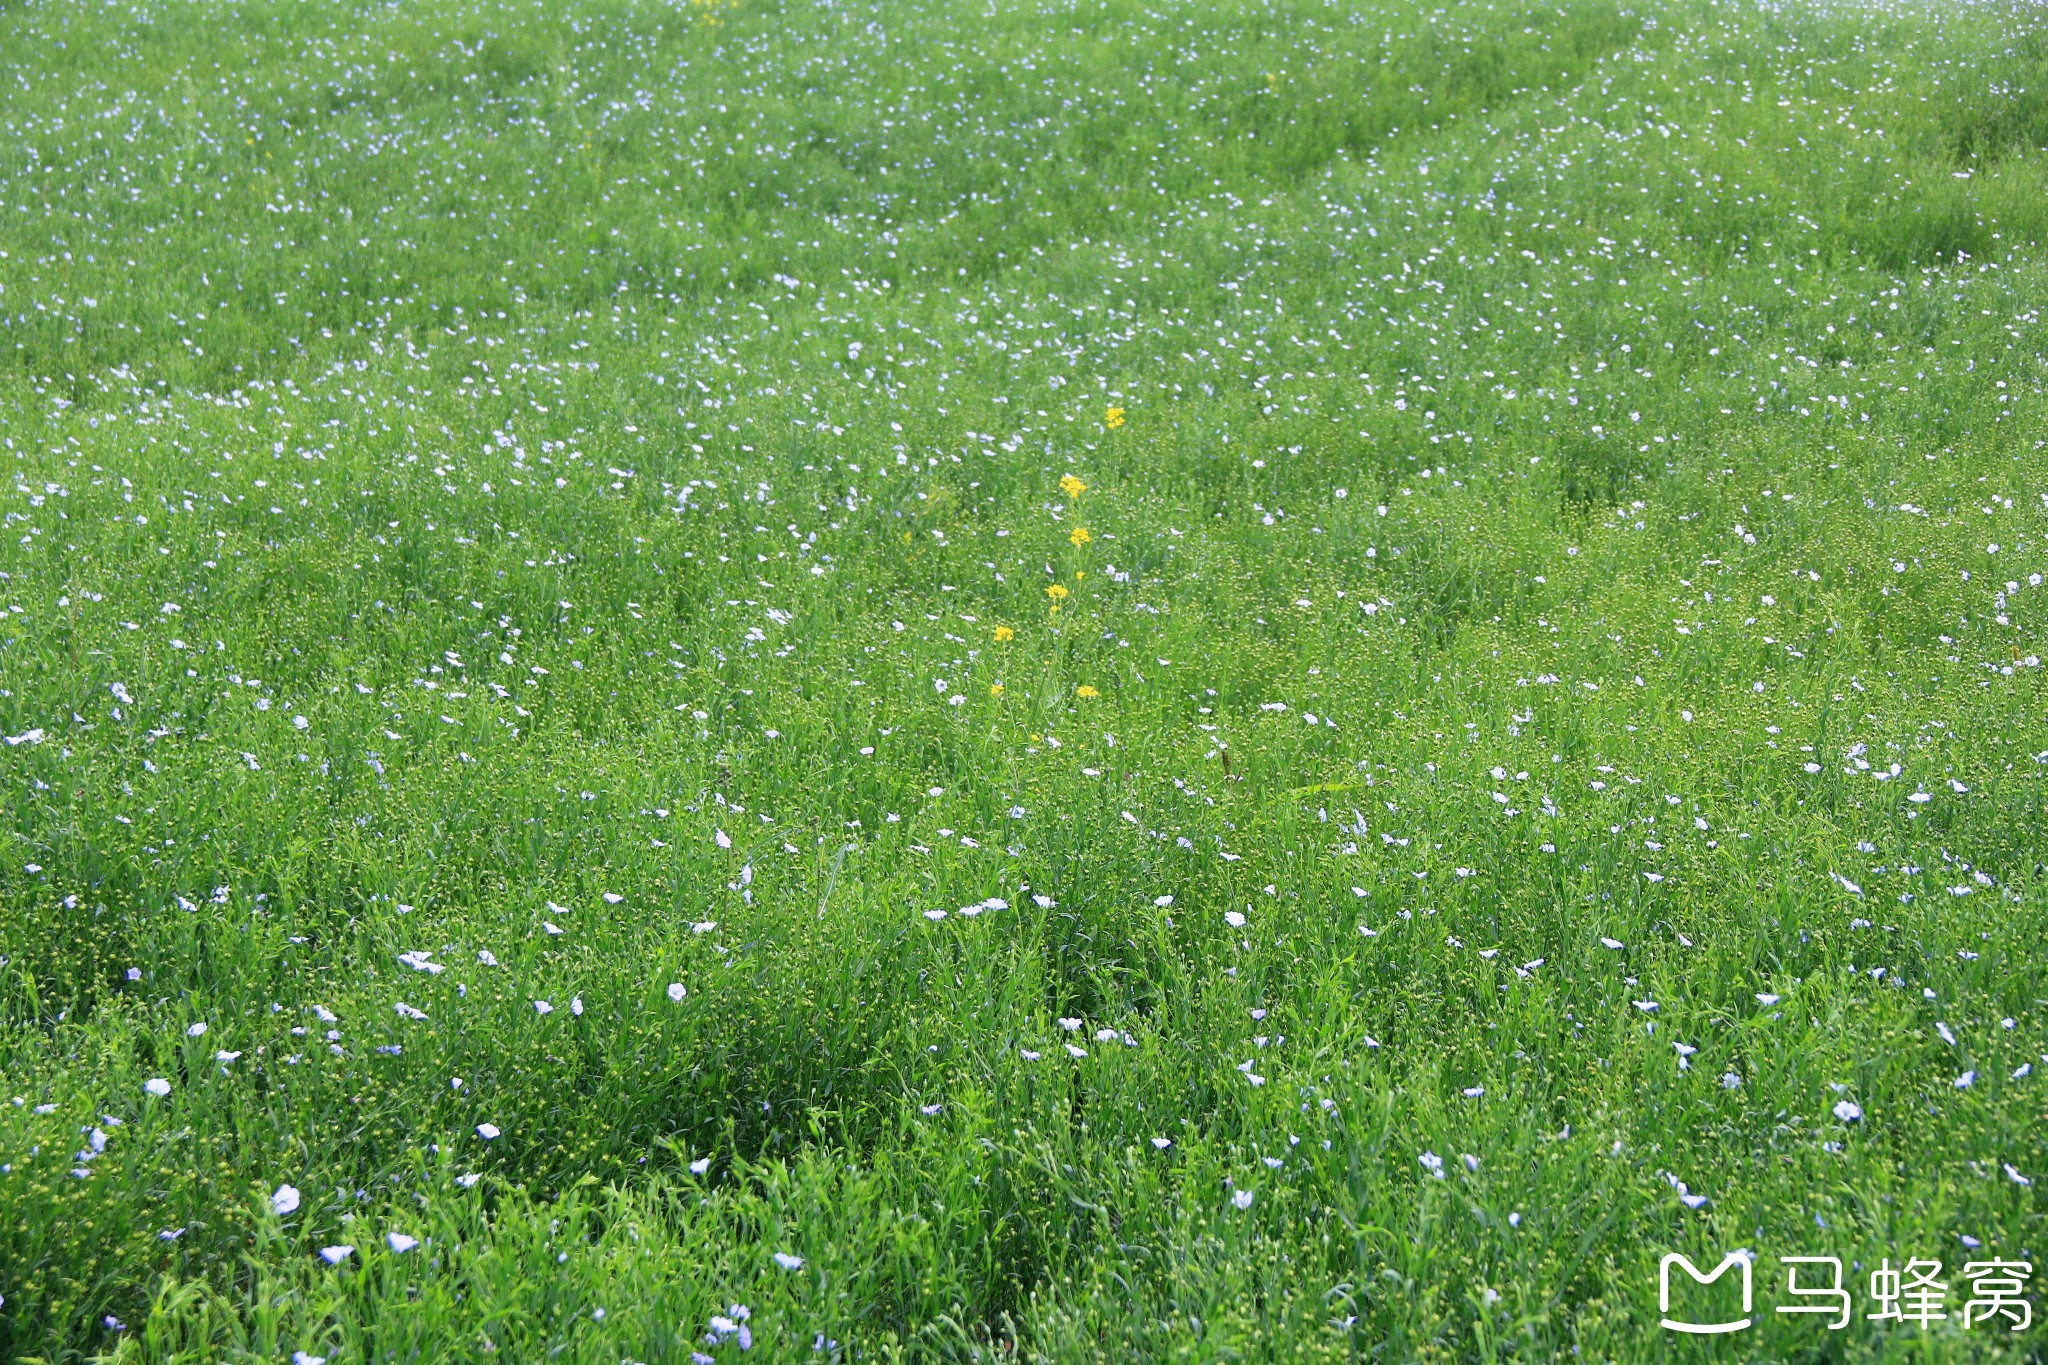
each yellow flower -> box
[989,683,1004,696]
[1059,473,1087,498]
[1104,406,1125,430]
[1045,583,1069,600]
[1068,526,1091,547]
[993,625,1015,643]
[1076,684,1100,698]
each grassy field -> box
[2,0,2047,1356]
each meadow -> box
[1,0,2046,1356]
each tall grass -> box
[2,0,2046,1356]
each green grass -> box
[2,0,2047,1356]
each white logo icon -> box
[1660,1252,1753,1334]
